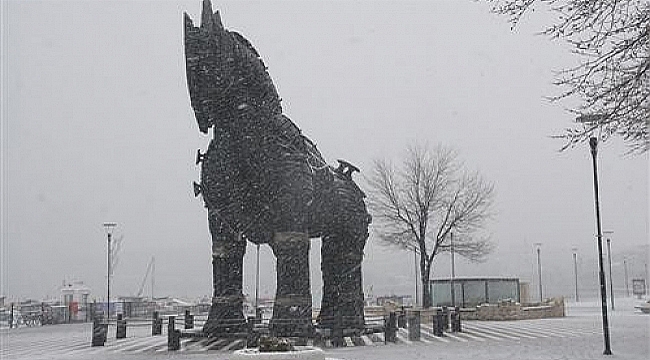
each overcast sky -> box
[1,0,647,304]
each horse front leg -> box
[203,210,246,336]
[269,231,312,338]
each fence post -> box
[385,311,397,343]
[152,311,162,336]
[407,310,421,341]
[184,309,194,330]
[452,306,462,332]
[91,316,108,346]
[9,303,14,329]
[442,306,451,331]
[116,313,127,339]
[167,315,180,351]
[433,309,444,337]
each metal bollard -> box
[91,317,108,346]
[385,311,397,343]
[184,309,194,330]
[152,311,162,336]
[433,309,444,337]
[442,306,450,331]
[407,310,421,341]
[116,313,127,339]
[167,315,180,351]
[452,306,462,332]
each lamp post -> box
[576,115,612,355]
[587,136,613,355]
[604,231,614,310]
[255,243,260,311]
[414,245,419,307]
[623,257,629,297]
[450,232,456,308]
[103,222,117,322]
[534,243,543,302]
[572,248,579,302]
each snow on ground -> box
[1,298,648,360]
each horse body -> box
[185,0,370,337]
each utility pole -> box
[103,222,117,322]
[151,256,155,300]
[572,248,579,302]
[623,257,629,297]
[535,243,542,302]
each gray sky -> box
[1,0,647,303]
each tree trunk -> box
[421,260,433,308]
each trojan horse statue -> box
[184,0,371,337]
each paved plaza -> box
[1,299,648,360]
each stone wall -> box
[460,297,565,321]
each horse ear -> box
[201,0,224,34]
[212,10,223,31]
[200,0,213,30]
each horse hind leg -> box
[203,211,247,336]
[318,228,368,333]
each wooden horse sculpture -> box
[185,0,371,337]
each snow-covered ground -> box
[1,298,648,360]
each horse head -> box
[184,0,282,134]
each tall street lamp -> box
[577,115,612,355]
[450,232,456,308]
[255,243,260,312]
[604,230,614,310]
[413,245,419,307]
[534,243,543,302]
[103,222,117,322]
[582,129,613,355]
[572,248,579,302]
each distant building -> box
[430,277,522,308]
[60,280,91,322]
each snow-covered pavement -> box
[1,298,648,360]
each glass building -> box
[430,277,521,308]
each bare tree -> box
[366,144,495,308]
[488,0,649,153]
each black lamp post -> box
[103,222,117,322]
[413,245,419,307]
[450,232,456,308]
[255,243,260,311]
[588,136,613,355]
[534,243,542,302]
